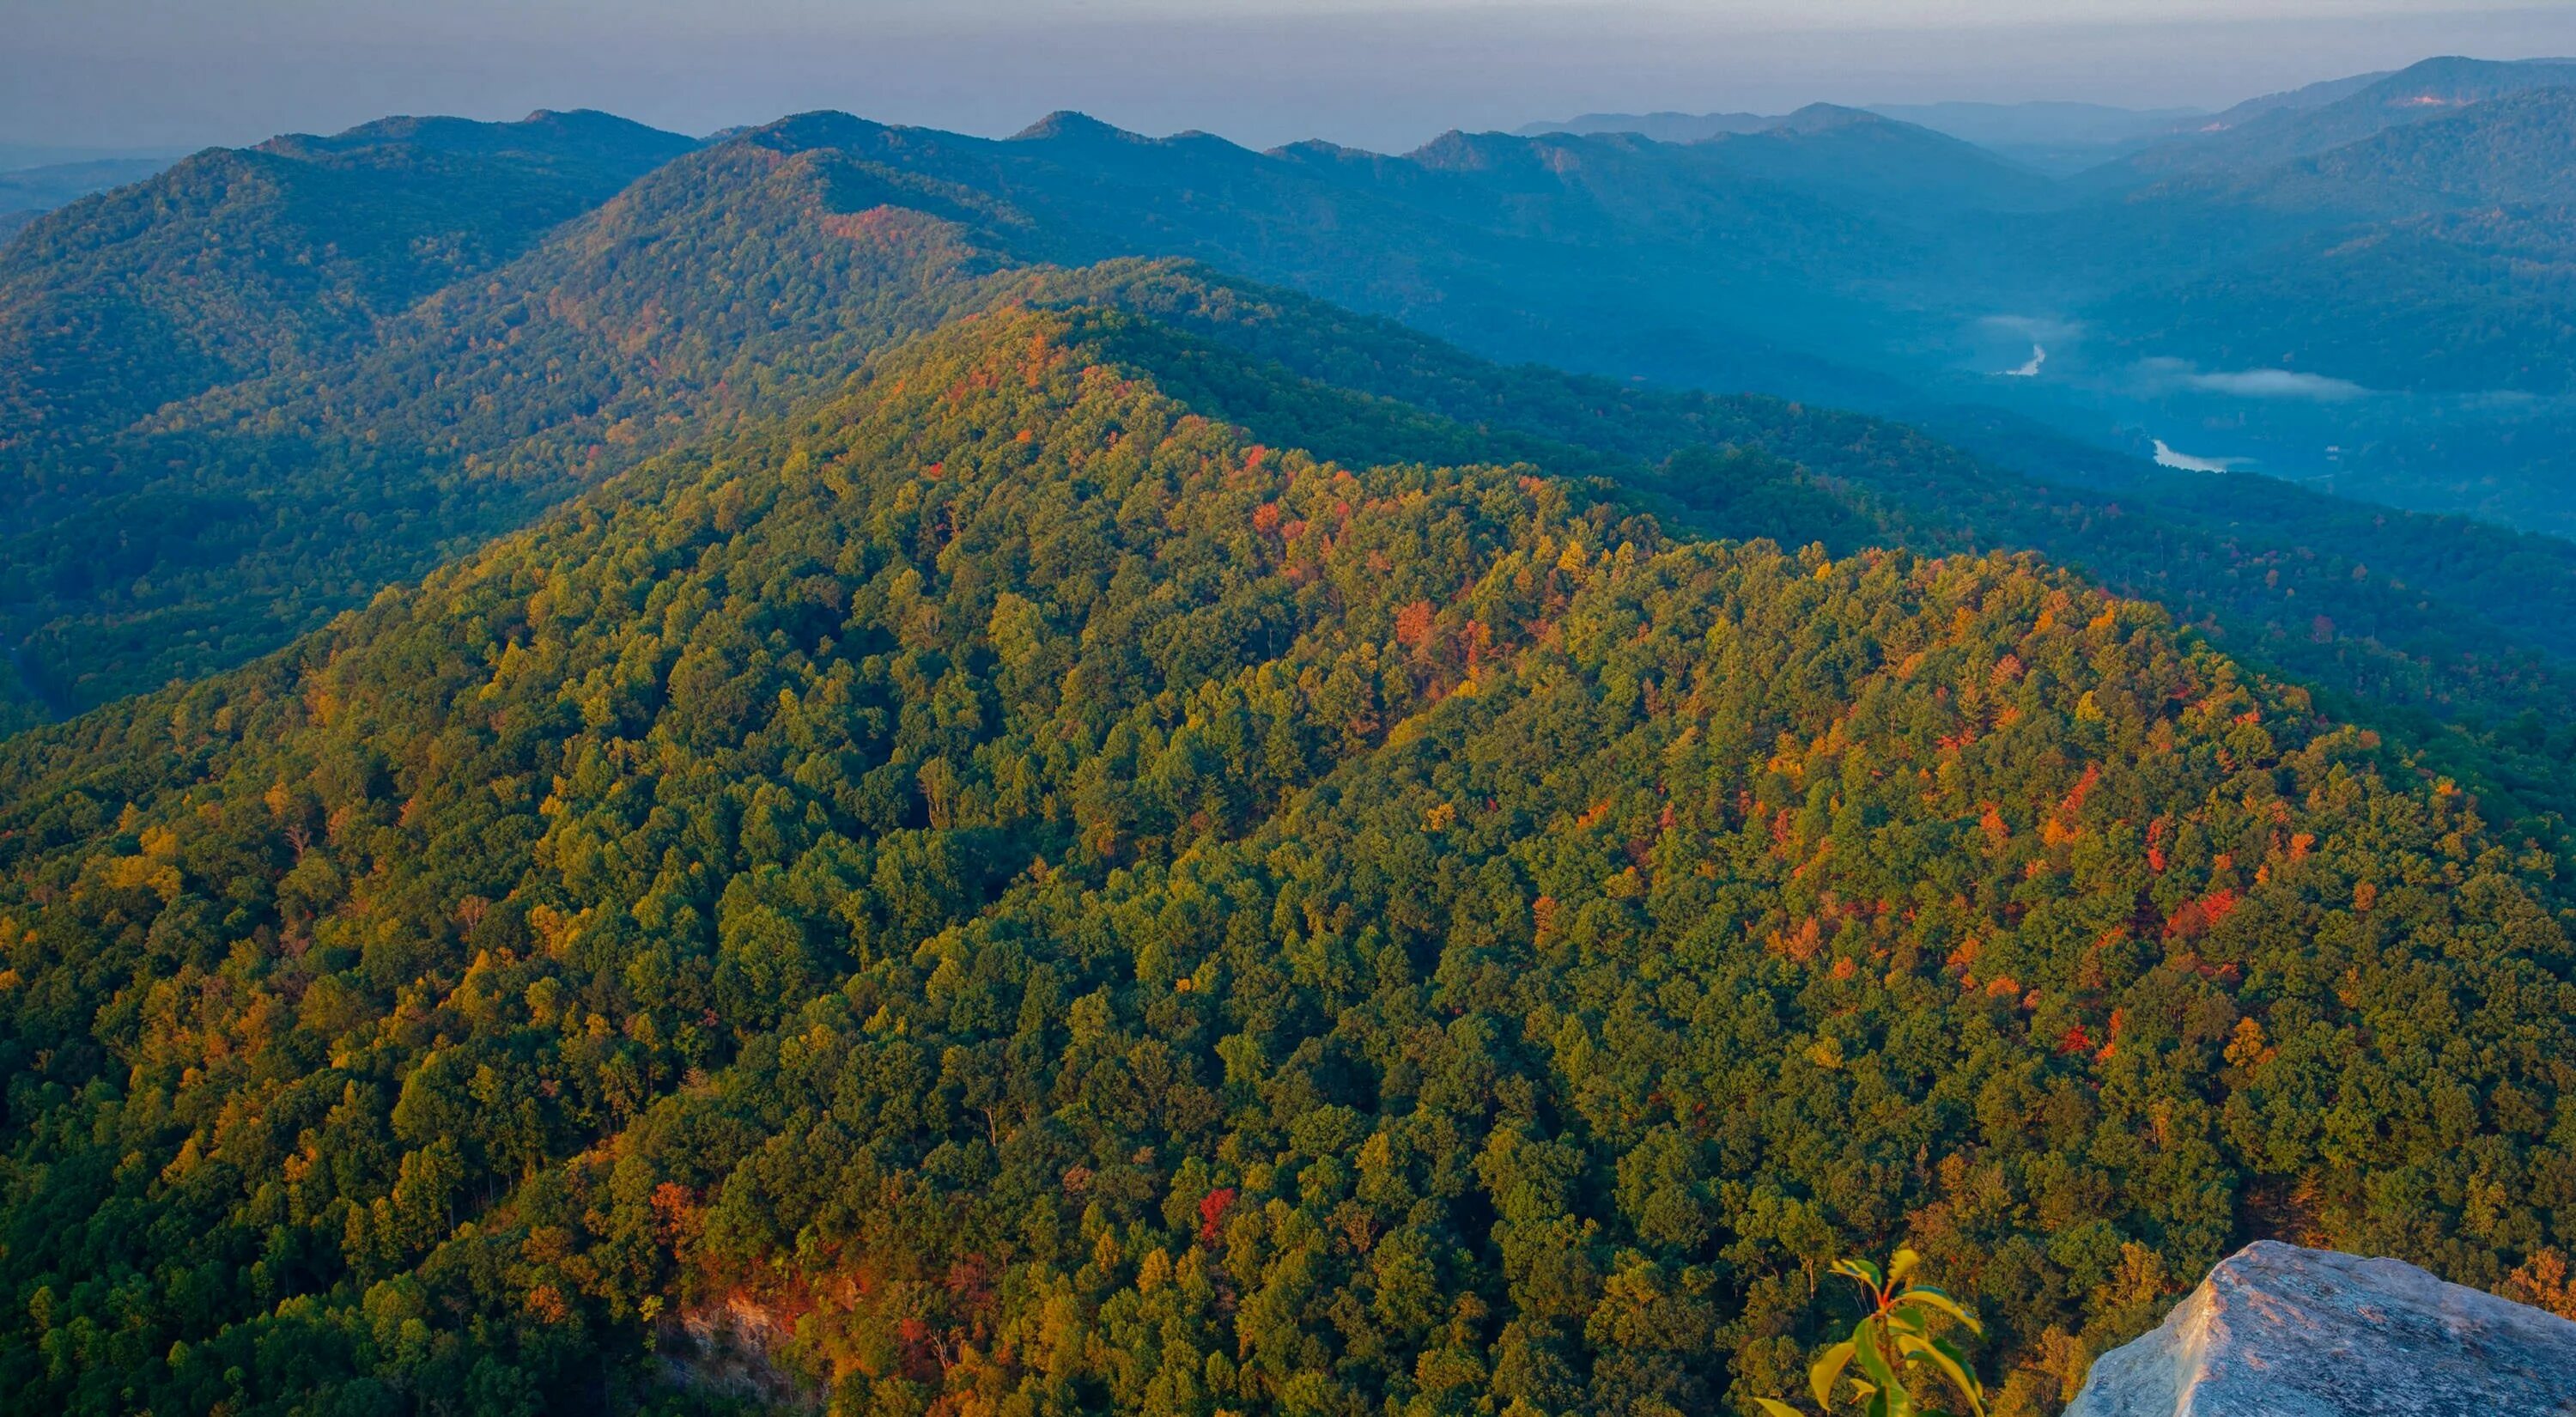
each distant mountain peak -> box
[1267,137,1373,164]
[748,111,890,152]
[1399,126,1649,175]
[1769,102,1891,135]
[1010,111,1139,143]
[1402,129,1516,169]
[252,109,696,167]
[1512,110,1777,143]
[2360,53,2576,106]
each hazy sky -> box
[8,0,2575,155]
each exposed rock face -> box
[2065,1240,2576,1416]
[659,1295,818,1410]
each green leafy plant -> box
[1758,1249,1987,1417]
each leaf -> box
[1898,1334,1985,1417]
[1889,1248,1920,1283]
[1896,1284,1984,1336]
[1852,1326,1913,1417]
[1930,1335,1987,1417]
[1810,1339,1858,1409]
[1836,1256,1885,1289]
[1754,1400,1806,1417]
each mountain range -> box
[17,63,2576,530]
[1,55,2573,1417]
[2102,55,2576,181]
[1407,58,2576,534]
[11,70,2576,733]
[1526,101,2209,174]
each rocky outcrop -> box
[659,1295,820,1411]
[2065,1240,2576,1416]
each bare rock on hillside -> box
[2065,1239,2576,1416]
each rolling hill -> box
[1941,68,2576,534]
[1513,101,2081,199]
[17,71,2576,607]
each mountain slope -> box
[7,143,2575,806]
[1070,263,2576,738]
[0,109,696,455]
[0,134,1041,720]
[530,107,2576,538]
[2086,202,2576,397]
[763,109,1923,397]
[2108,55,2576,181]
[2290,84,2576,208]
[2073,86,2576,400]
[1867,102,2204,175]
[1684,106,2063,215]
[6,102,2576,869]
[0,157,172,228]
[1514,102,2080,198]
[3,301,2569,1417]
[3,101,1885,726]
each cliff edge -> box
[2066,1240,2576,1416]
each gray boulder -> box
[2065,1240,2576,1416]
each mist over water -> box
[2152,439,2243,473]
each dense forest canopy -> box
[1,305,2570,1417]
[3,58,2576,1417]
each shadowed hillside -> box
[0,110,696,453]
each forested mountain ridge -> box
[3,300,2570,1417]
[0,129,1015,723]
[11,106,2576,791]
[2287,85,2576,209]
[2102,55,2576,182]
[2068,84,2576,402]
[27,66,2576,563]
[0,156,174,236]
[1072,263,2576,777]
[1686,107,2059,216]
[1490,104,2059,216]
[731,109,1923,400]
[0,109,696,457]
